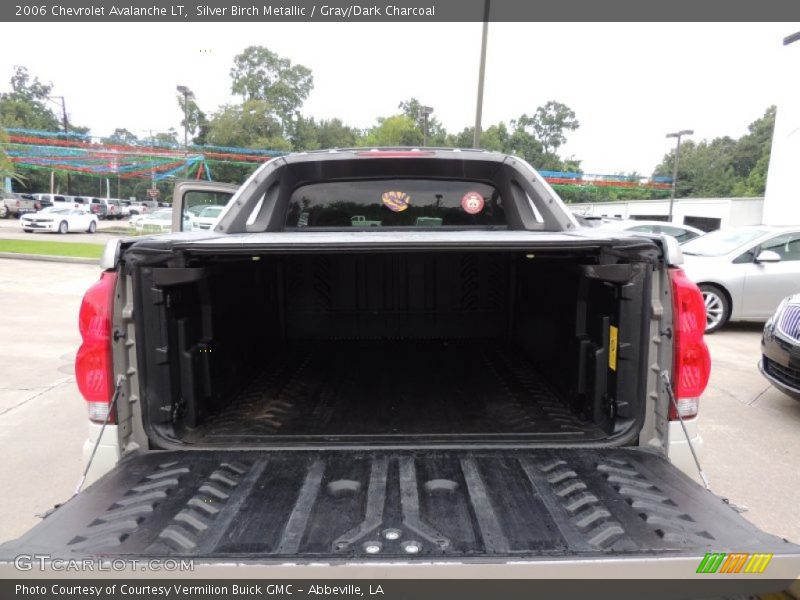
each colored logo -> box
[461,191,485,214]
[382,191,410,212]
[696,553,773,574]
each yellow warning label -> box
[609,325,618,371]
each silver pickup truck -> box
[2,149,798,580]
[0,190,38,218]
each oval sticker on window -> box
[382,191,410,212]
[461,191,485,214]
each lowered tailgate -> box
[2,448,797,570]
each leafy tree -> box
[9,66,53,101]
[652,107,775,198]
[447,126,475,149]
[289,114,321,151]
[0,67,60,132]
[519,101,580,155]
[176,94,210,145]
[230,46,313,133]
[359,115,423,147]
[103,128,139,145]
[398,98,447,145]
[316,118,359,148]
[0,126,19,183]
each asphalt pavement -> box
[0,257,798,546]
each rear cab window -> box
[285,179,506,229]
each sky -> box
[2,22,798,175]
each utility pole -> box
[666,129,693,221]
[473,0,490,148]
[421,105,434,146]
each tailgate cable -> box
[660,371,711,491]
[74,375,125,496]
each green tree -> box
[447,126,475,149]
[652,107,775,198]
[230,46,313,133]
[398,98,447,145]
[0,67,70,193]
[176,94,210,145]
[520,100,580,155]
[205,100,290,183]
[0,66,60,132]
[317,118,359,148]
[289,114,321,151]
[103,128,139,145]
[359,115,423,147]
[0,126,19,183]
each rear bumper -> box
[665,416,704,483]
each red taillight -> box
[75,271,118,423]
[668,267,711,420]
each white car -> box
[592,218,706,243]
[21,208,98,234]
[680,225,800,332]
[133,209,194,233]
[191,205,224,230]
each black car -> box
[760,293,800,400]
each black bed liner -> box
[3,448,793,562]
[183,341,605,444]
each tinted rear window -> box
[285,179,505,229]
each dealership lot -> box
[0,257,798,546]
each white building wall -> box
[763,37,800,226]
[569,197,764,229]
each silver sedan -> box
[680,226,800,332]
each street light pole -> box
[666,129,693,221]
[176,85,193,178]
[420,105,434,146]
[473,0,490,148]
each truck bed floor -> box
[185,340,604,443]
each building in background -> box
[568,197,764,232]
[763,33,800,225]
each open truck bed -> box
[4,448,794,563]
[183,340,606,444]
[7,151,799,583]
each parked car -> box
[31,193,77,210]
[31,193,54,209]
[86,197,124,219]
[113,199,130,218]
[593,218,706,243]
[3,150,798,576]
[1,191,38,218]
[760,294,800,400]
[20,207,98,234]
[190,205,224,230]
[680,225,800,332]
[128,200,158,215]
[132,208,193,233]
[71,196,91,212]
